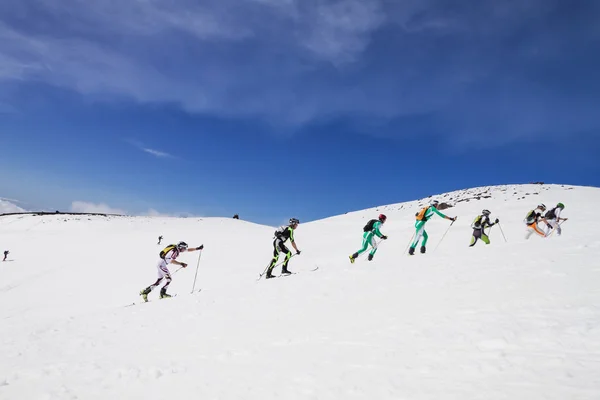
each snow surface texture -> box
[1,184,599,400]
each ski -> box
[264,265,319,280]
[125,294,178,307]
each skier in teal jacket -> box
[349,214,388,262]
[409,201,456,255]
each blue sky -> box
[1,0,599,225]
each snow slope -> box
[1,184,599,400]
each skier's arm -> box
[373,222,384,238]
[432,207,455,221]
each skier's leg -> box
[420,230,429,253]
[280,243,292,273]
[160,275,173,297]
[470,229,480,247]
[266,240,280,277]
[355,233,371,256]
[410,222,425,254]
[368,235,378,256]
[532,222,546,237]
[481,233,490,244]
[547,219,561,236]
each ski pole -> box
[190,250,203,293]
[497,222,508,242]
[403,232,415,255]
[434,219,455,253]
[547,220,566,238]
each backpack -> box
[274,226,286,238]
[415,206,430,221]
[472,215,483,229]
[363,219,378,232]
[159,244,177,259]
[525,210,537,225]
[545,208,557,220]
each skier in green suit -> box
[409,200,456,255]
[349,214,388,262]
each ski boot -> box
[281,268,292,275]
[140,287,151,302]
[367,254,374,261]
[160,289,172,299]
[349,253,358,264]
[420,246,426,254]
[265,267,275,279]
[408,247,415,256]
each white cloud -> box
[124,139,174,159]
[0,198,27,214]
[70,201,127,215]
[68,202,198,218]
[0,0,388,125]
[142,148,172,158]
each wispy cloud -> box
[0,198,27,214]
[141,148,172,159]
[0,0,598,145]
[70,201,127,215]
[69,201,197,218]
[125,139,174,159]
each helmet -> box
[557,202,565,209]
[482,209,491,216]
[378,214,387,222]
[430,200,439,207]
[177,241,188,251]
[289,218,300,225]
[538,203,546,210]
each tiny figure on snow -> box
[139,241,203,301]
[469,209,499,247]
[265,218,301,279]
[233,214,239,219]
[524,204,549,239]
[349,214,388,263]
[409,200,456,255]
[544,203,568,236]
[3,250,8,261]
[157,235,163,245]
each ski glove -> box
[296,250,301,255]
[381,235,388,240]
[495,218,499,223]
[181,263,188,268]
[197,245,204,250]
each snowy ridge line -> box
[0,211,125,217]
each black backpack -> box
[274,226,286,238]
[545,208,557,220]
[363,219,377,232]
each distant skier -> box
[139,241,203,301]
[524,204,548,239]
[349,214,388,262]
[469,209,499,247]
[233,214,239,220]
[2,250,8,261]
[157,235,163,245]
[544,203,568,236]
[409,200,456,255]
[265,218,301,279]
